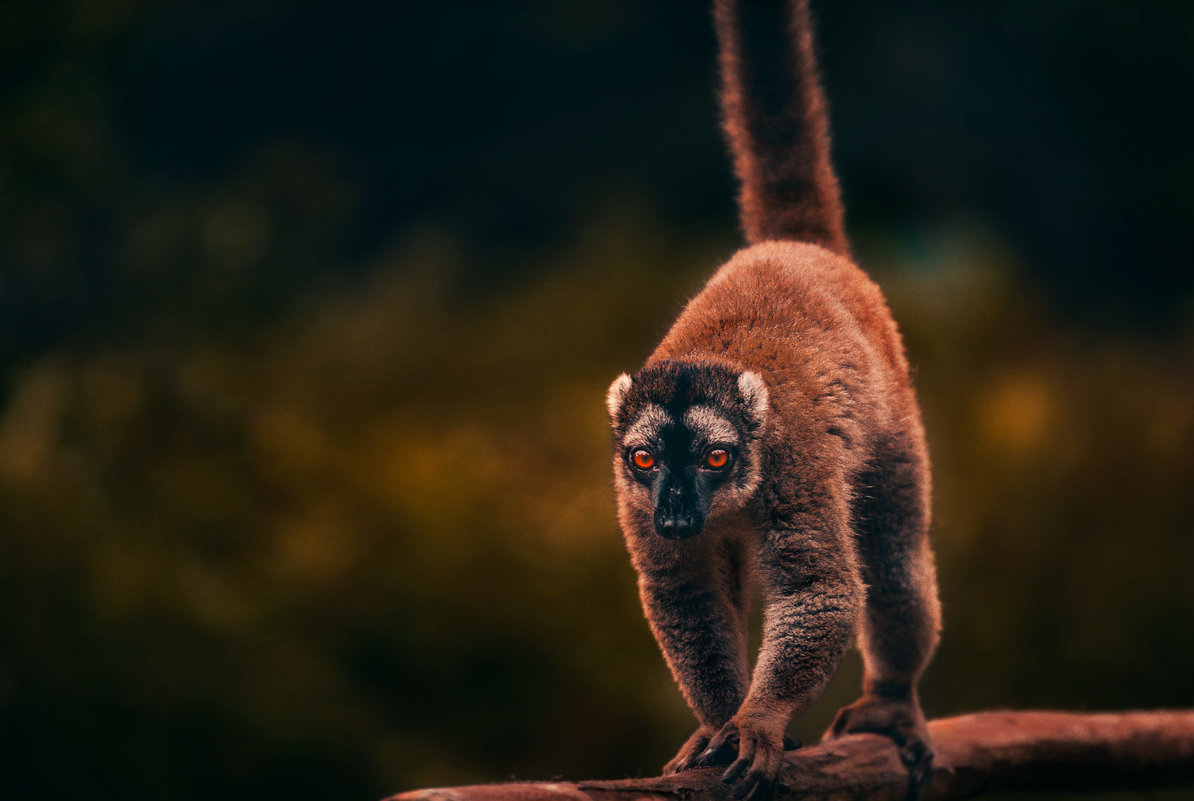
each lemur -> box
[604,1,941,799]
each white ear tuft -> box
[606,373,633,420]
[738,371,769,424]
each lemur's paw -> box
[663,726,717,775]
[698,719,786,801]
[824,694,934,800]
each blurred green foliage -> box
[2,2,1193,800]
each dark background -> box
[2,2,1193,799]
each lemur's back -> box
[653,240,917,442]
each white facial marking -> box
[606,373,632,420]
[623,404,672,449]
[738,371,769,424]
[683,406,738,445]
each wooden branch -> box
[387,710,1194,801]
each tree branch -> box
[387,710,1194,801]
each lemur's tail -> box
[714,0,849,256]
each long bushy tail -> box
[714,0,849,256]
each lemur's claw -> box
[899,738,933,801]
[697,720,739,766]
[663,726,716,775]
[824,694,934,801]
[699,719,785,801]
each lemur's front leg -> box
[634,543,751,775]
[701,517,862,800]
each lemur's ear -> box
[738,371,769,427]
[606,373,633,421]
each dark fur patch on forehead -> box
[631,361,730,407]
[623,360,755,424]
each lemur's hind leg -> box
[825,430,941,797]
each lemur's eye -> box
[704,449,730,470]
[631,449,656,470]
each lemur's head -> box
[606,360,769,539]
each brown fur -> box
[716,0,849,255]
[605,2,940,799]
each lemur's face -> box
[606,361,768,539]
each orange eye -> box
[705,449,730,469]
[631,449,655,470]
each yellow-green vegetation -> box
[3,208,1193,799]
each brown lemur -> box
[604,1,941,799]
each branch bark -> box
[387,710,1194,801]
